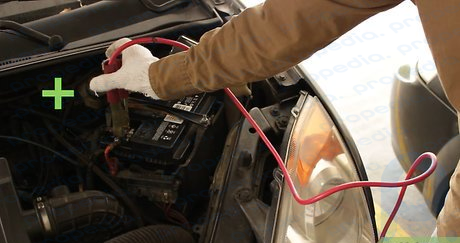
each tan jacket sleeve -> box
[415,0,460,237]
[148,0,402,100]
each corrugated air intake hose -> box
[105,225,195,243]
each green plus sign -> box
[42,77,74,110]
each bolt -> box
[276,116,289,129]
[200,117,211,126]
[270,108,280,117]
[37,202,45,209]
[235,188,252,202]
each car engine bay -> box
[1,36,225,241]
[0,30,310,242]
[0,1,367,242]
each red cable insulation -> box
[108,37,190,65]
[108,38,438,240]
[104,144,118,176]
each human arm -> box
[90,0,403,99]
[148,0,402,99]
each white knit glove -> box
[89,38,160,99]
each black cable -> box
[0,89,37,103]
[86,157,96,189]
[10,105,61,123]
[0,73,78,102]
[22,122,49,194]
[8,105,86,133]
[91,166,145,227]
[21,123,40,163]
[0,135,80,166]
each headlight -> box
[273,96,375,243]
[239,0,265,7]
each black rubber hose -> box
[25,189,124,241]
[105,225,195,243]
[0,135,80,166]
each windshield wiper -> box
[0,20,64,51]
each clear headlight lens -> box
[274,97,375,243]
[239,0,265,7]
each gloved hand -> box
[89,38,160,99]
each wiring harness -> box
[107,37,438,240]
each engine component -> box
[78,75,106,110]
[23,186,124,241]
[102,91,225,204]
[116,167,181,204]
[103,93,218,165]
[0,158,32,243]
[105,225,195,243]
